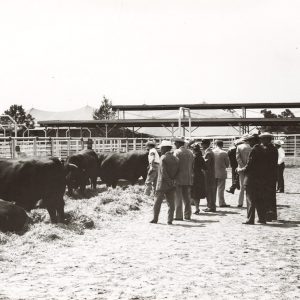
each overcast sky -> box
[0,0,299,112]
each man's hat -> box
[173,137,185,143]
[191,143,201,151]
[146,140,156,147]
[259,132,273,138]
[159,140,172,148]
[274,140,284,145]
[234,138,244,146]
[200,139,211,145]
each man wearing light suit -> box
[236,135,252,207]
[213,140,230,207]
[173,137,194,220]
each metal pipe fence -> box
[1,135,300,165]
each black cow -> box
[0,199,29,232]
[0,157,67,223]
[65,149,99,195]
[98,150,148,188]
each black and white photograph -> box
[0,1,299,299]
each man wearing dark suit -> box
[202,139,216,212]
[237,134,267,224]
[226,142,240,194]
[260,133,278,221]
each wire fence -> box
[0,135,300,165]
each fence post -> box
[133,139,137,150]
[33,137,37,156]
[294,135,297,165]
[11,138,15,159]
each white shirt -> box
[278,147,285,164]
[148,148,160,164]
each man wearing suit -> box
[202,139,216,212]
[173,137,194,220]
[236,135,252,207]
[260,133,278,221]
[213,140,230,207]
[150,140,179,225]
[275,140,285,193]
[226,141,240,194]
[238,134,267,224]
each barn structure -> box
[1,102,300,164]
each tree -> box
[93,96,116,120]
[3,104,35,129]
[260,108,300,133]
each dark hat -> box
[259,132,273,138]
[191,143,201,151]
[201,139,211,145]
[146,140,156,147]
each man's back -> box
[244,144,266,186]
[173,147,194,185]
[236,143,252,168]
[156,152,179,191]
[213,148,229,179]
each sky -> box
[0,0,300,112]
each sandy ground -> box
[0,168,299,300]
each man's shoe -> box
[257,220,266,224]
[226,190,234,194]
[167,221,172,225]
[173,218,183,221]
[204,208,216,212]
[243,221,254,225]
[194,210,200,215]
[184,217,191,221]
[237,204,243,208]
[219,204,230,207]
[150,219,157,224]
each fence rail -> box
[1,135,300,165]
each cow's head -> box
[64,163,84,190]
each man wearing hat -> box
[226,139,241,194]
[274,140,285,193]
[144,140,160,196]
[150,140,179,225]
[201,139,217,212]
[213,140,230,207]
[236,134,252,207]
[237,134,267,224]
[173,137,194,220]
[260,132,278,221]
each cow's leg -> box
[56,199,65,224]
[91,177,97,189]
[67,185,73,197]
[79,184,86,194]
[47,206,58,223]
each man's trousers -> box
[153,189,176,223]
[175,185,191,220]
[245,185,266,223]
[144,164,158,196]
[214,178,226,206]
[238,172,246,206]
[277,163,285,192]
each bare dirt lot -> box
[0,168,299,300]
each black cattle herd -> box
[0,149,149,232]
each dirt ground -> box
[0,168,299,300]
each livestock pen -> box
[0,135,300,165]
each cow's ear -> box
[65,163,78,172]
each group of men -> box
[144,132,285,225]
